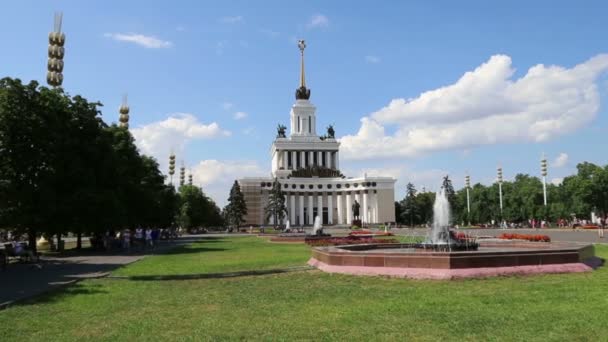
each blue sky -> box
[2,1,607,205]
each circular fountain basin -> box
[308,240,598,280]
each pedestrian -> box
[145,228,153,249]
[122,229,131,252]
[599,216,605,239]
[135,227,144,251]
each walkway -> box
[0,235,201,307]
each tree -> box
[441,175,456,209]
[401,183,418,227]
[264,178,287,227]
[224,180,247,227]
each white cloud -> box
[220,15,243,24]
[306,14,329,29]
[104,33,172,49]
[234,111,248,120]
[365,55,381,64]
[552,153,569,168]
[340,54,608,160]
[191,160,266,206]
[551,177,564,185]
[131,113,231,170]
[222,102,234,110]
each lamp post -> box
[179,162,186,187]
[168,152,176,185]
[465,174,471,214]
[47,12,65,88]
[541,154,548,206]
[497,166,503,217]
[119,94,130,128]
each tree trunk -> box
[28,229,37,254]
[76,232,82,250]
[56,234,62,252]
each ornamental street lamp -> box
[188,173,193,186]
[119,94,130,128]
[465,173,471,214]
[497,166,504,217]
[541,154,548,206]
[168,152,176,185]
[47,12,65,88]
[179,163,185,187]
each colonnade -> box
[282,190,378,226]
[275,150,339,170]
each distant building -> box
[238,40,395,226]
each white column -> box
[325,152,330,169]
[282,151,288,170]
[308,194,314,225]
[317,151,323,167]
[317,193,323,223]
[309,151,314,167]
[370,192,377,224]
[290,194,296,225]
[346,192,352,224]
[328,193,333,224]
[337,192,343,224]
[335,151,340,170]
[300,151,306,169]
[289,151,295,170]
[299,194,304,226]
[363,191,369,224]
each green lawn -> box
[1,237,607,341]
[113,236,310,276]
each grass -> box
[113,236,310,276]
[1,236,607,341]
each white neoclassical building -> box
[239,40,396,226]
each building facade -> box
[239,40,396,226]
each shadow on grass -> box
[111,266,313,281]
[4,281,108,310]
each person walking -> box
[599,216,605,239]
[122,229,131,252]
[145,228,153,249]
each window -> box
[298,117,300,133]
[309,115,311,133]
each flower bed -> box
[498,233,551,242]
[581,225,599,230]
[349,230,394,237]
[305,236,399,247]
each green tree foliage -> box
[264,178,288,227]
[400,183,418,226]
[177,185,223,230]
[402,163,608,226]
[223,180,247,227]
[0,77,189,250]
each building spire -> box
[295,39,311,100]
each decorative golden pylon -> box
[179,162,185,186]
[168,152,176,184]
[188,173,193,186]
[119,94,130,128]
[47,12,65,87]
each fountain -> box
[284,220,291,232]
[312,216,323,236]
[307,179,598,279]
[419,189,479,251]
[271,216,330,243]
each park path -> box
[0,235,203,307]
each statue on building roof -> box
[327,125,335,139]
[277,124,287,138]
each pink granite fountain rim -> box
[308,257,594,280]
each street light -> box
[465,173,471,214]
[497,165,503,217]
[541,154,548,206]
